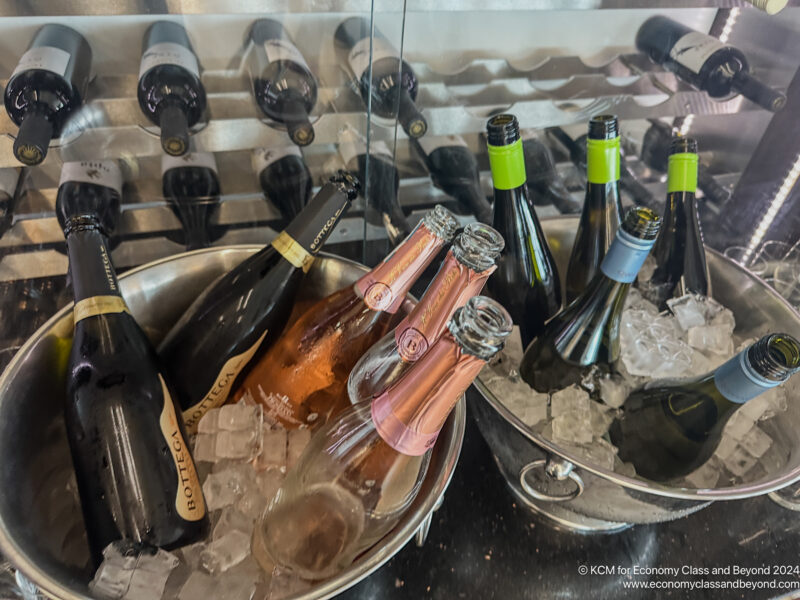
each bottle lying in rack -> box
[643,136,711,310]
[247,19,317,146]
[158,172,359,434]
[162,151,222,251]
[348,222,504,405]
[636,15,786,112]
[486,114,561,348]
[522,131,580,214]
[232,205,459,429]
[610,333,800,482]
[410,134,493,224]
[520,206,661,393]
[338,126,411,246]
[252,295,513,580]
[138,21,206,156]
[4,24,92,166]
[57,160,208,565]
[252,146,312,223]
[0,168,23,239]
[334,17,427,139]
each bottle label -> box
[60,161,123,195]
[73,295,130,323]
[338,127,392,166]
[181,330,268,434]
[667,152,699,193]
[139,42,200,78]
[251,146,302,176]
[487,139,526,191]
[714,351,778,404]
[416,134,468,156]
[586,137,621,184]
[600,228,655,283]
[347,36,400,79]
[271,231,314,273]
[0,169,20,197]
[161,151,218,176]
[12,46,70,77]
[158,375,206,521]
[263,38,309,70]
[670,31,725,75]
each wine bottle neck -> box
[667,152,698,194]
[488,138,526,192]
[713,351,782,404]
[600,227,657,284]
[586,137,620,185]
[371,333,484,455]
[732,70,787,112]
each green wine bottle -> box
[485,113,561,348]
[564,115,623,303]
[520,206,661,393]
[610,334,800,482]
[646,136,711,310]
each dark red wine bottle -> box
[521,132,580,214]
[0,168,23,239]
[411,134,493,224]
[158,172,359,433]
[162,151,222,250]
[4,24,92,166]
[636,16,785,112]
[57,164,208,565]
[247,19,317,146]
[138,21,206,156]
[252,146,312,223]
[334,17,427,139]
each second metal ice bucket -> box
[471,217,800,533]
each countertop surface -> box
[339,389,800,600]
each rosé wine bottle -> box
[347,222,504,405]
[232,205,459,430]
[251,296,512,580]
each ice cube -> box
[598,376,629,409]
[737,425,772,459]
[162,563,192,600]
[90,545,178,600]
[216,428,262,460]
[219,404,262,432]
[687,324,734,356]
[588,402,615,435]
[101,541,140,570]
[197,410,220,434]
[90,561,133,599]
[200,530,252,575]
[202,467,251,511]
[254,427,287,471]
[178,542,207,571]
[193,434,218,463]
[625,286,660,315]
[550,385,590,417]
[124,549,178,600]
[236,489,268,521]
[287,429,312,470]
[255,469,284,501]
[224,554,265,585]
[667,294,707,330]
[268,567,313,600]
[715,437,758,477]
[684,458,722,489]
[724,410,757,441]
[573,438,617,470]
[178,572,218,600]
[614,460,637,478]
[551,412,593,445]
[216,573,258,600]
[212,509,252,540]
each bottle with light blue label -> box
[610,333,800,482]
[520,206,660,393]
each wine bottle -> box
[485,114,561,348]
[410,134,493,224]
[520,206,661,393]
[232,205,459,429]
[641,120,730,205]
[4,24,92,166]
[646,136,711,309]
[334,17,427,139]
[158,172,359,434]
[0,168,23,239]
[347,222,504,404]
[636,16,786,112]
[138,21,206,156]
[252,146,312,223]
[252,295,512,580]
[521,132,580,214]
[247,19,317,146]
[57,160,123,242]
[610,333,800,482]
[564,116,624,303]
[338,126,411,245]
[162,151,221,251]
[57,163,208,564]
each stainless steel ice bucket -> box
[471,217,800,533]
[0,247,465,599]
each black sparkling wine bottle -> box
[4,24,92,166]
[57,165,208,565]
[247,19,317,146]
[57,160,123,243]
[334,17,427,139]
[252,146,312,224]
[158,172,359,433]
[520,207,661,393]
[138,21,207,157]
[521,132,580,214]
[0,168,23,239]
[162,151,222,251]
[485,114,561,347]
[636,15,786,112]
[564,117,624,303]
[411,134,493,224]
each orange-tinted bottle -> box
[232,205,459,429]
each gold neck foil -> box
[271,231,314,273]
[73,295,130,323]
